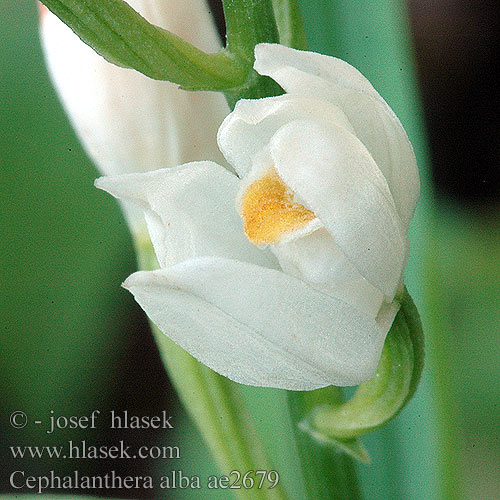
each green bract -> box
[39,0,307,103]
[40,0,246,89]
[291,289,424,456]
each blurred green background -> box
[1,0,499,499]
[0,0,179,496]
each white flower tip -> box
[93,172,149,205]
[121,271,156,292]
[93,176,107,191]
[38,2,49,20]
[253,43,283,69]
[216,106,246,160]
[93,175,127,201]
[121,275,135,292]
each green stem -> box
[223,0,280,62]
[288,389,364,500]
[136,239,288,500]
[271,0,307,49]
[221,0,284,105]
[423,228,464,500]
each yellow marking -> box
[241,168,316,245]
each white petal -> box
[218,94,354,177]
[272,228,385,317]
[95,162,276,269]
[124,257,394,389]
[40,3,229,230]
[270,120,408,300]
[254,43,420,226]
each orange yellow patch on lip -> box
[241,168,316,245]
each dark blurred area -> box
[409,2,500,498]
[409,0,500,203]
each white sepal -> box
[124,257,394,389]
[269,120,408,300]
[95,163,276,270]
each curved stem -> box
[221,0,284,105]
[223,0,280,62]
[271,0,307,49]
[309,290,424,441]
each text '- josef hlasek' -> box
[10,409,174,433]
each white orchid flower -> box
[96,44,420,390]
[40,0,229,233]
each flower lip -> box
[239,167,321,246]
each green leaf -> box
[40,0,247,90]
[303,288,424,442]
[272,0,307,49]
